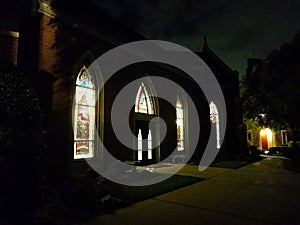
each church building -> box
[0,0,244,181]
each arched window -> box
[176,97,184,151]
[210,101,220,148]
[73,66,96,159]
[135,83,154,114]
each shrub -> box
[0,64,47,224]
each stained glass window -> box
[135,83,154,114]
[138,129,142,160]
[148,130,152,159]
[210,101,220,148]
[74,66,96,159]
[176,97,184,151]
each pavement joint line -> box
[206,178,300,190]
[200,169,234,179]
[237,169,295,174]
[151,198,260,223]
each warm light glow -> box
[74,66,95,159]
[176,97,184,151]
[259,113,266,118]
[260,128,266,136]
[266,128,272,141]
[135,83,154,114]
[210,101,220,148]
[259,127,273,149]
[138,129,142,161]
[148,130,152,159]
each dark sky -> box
[91,0,300,76]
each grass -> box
[39,173,204,225]
[211,160,251,169]
[117,174,204,204]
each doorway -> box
[135,119,156,165]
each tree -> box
[0,63,47,224]
[242,31,300,147]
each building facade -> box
[244,58,293,150]
[0,0,244,180]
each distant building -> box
[0,0,243,180]
[244,58,293,150]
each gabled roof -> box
[39,0,146,45]
[194,37,238,83]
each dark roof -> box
[194,40,238,83]
[47,0,146,45]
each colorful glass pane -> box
[176,97,184,151]
[210,115,216,124]
[75,105,95,140]
[210,101,218,115]
[74,66,95,159]
[76,68,94,88]
[139,92,148,113]
[135,83,154,114]
[210,101,220,148]
[75,86,95,106]
[74,141,94,159]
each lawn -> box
[211,160,251,169]
[117,174,204,204]
[42,172,204,225]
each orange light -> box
[260,128,266,136]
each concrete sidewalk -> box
[81,158,300,225]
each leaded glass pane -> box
[74,67,95,159]
[74,141,93,159]
[76,68,94,88]
[135,83,154,114]
[210,101,218,115]
[75,86,95,106]
[210,101,220,148]
[74,105,95,140]
[176,97,184,151]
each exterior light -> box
[260,128,266,136]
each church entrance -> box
[135,119,156,165]
[133,82,158,165]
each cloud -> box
[91,0,300,75]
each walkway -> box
[82,157,300,225]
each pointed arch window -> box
[73,66,96,159]
[135,83,154,114]
[176,97,184,151]
[210,101,220,148]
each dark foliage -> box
[242,30,300,139]
[0,63,47,225]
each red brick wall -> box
[0,33,19,66]
[38,14,72,110]
[39,15,59,73]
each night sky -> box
[91,0,300,76]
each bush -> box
[248,145,261,161]
[268,147,281,155]
[281,146,296,158]
[0,64,47,224]
[288,141,300,149]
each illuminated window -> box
[247,130,253,144]
[138,129,142,160]
[74,66,96,159]
[135,83,154,114]
[281,130,288,145]
[176,97,184,151]
[148,130,152,159]
[210,101,220,148]
[137,129,152,161]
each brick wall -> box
[0,31,19,66]
[39,15,59,73]
[38,14,72,111]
